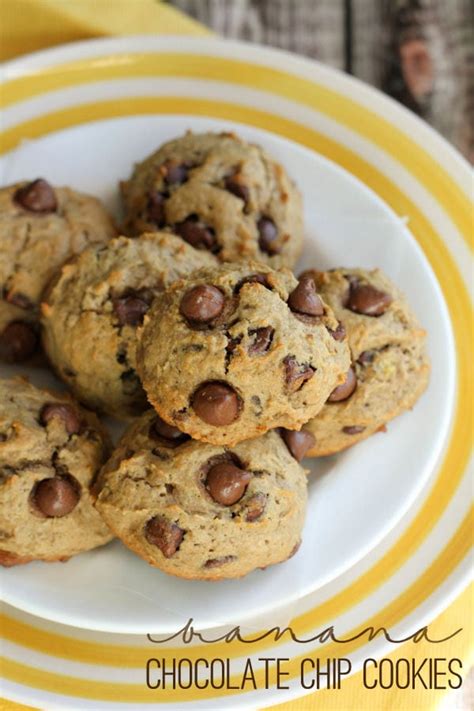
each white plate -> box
[0,115,455,633]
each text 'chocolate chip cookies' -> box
[120,131,303,268]
[0,378,112,566]
[0,179,117,363]
[41,233,217,419]
[300,268,430,455]
[95,413,307,580]
[136,262,351,445]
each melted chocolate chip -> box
[175,215,217,251]
[14,179,57,213]
[149,416,189,448]
[244,492,267,521]
[144,516,184,557]
[224,173,249,204]
[163,160,190,185]
[113,293,150,326]
[32,476,80,517]
[180,285,224,324]
[281,428,315,461]
[328,367,357,403]
[40,403,81,435]
[204,555,237,568]
[206,462,252,505]
[342,425,366,435]
[234,273,271,293]
[357,350,375,365]
[257,216,280,254]
[288,275,324,317]
[346,280,393,316]
[147,191,166,226]
[0,321,37,362]
[248,326,274,355]
[283,356,315,392]
[327,322,346,341]
[192,382,240,426]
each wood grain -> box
[170,0,473,161]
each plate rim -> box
[0,34,471,710]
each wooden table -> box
[170,0,473,162]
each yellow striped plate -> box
[0,37,472,709]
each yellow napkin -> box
[0,2,471,710]
[0,0,210,61]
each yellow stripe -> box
[2,511,471,702]
[1,54,471,245]
[0,98,472,669]
[1,56,471,702]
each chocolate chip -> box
[113,293,150,326]
[175,215,217,251]
[342,425,366,435]
[6,292,34,310]
[163,160,190,185]
[244,492,267,521]
[224,173,249,203]
[257,216,280,255]
[234,273,271,293]
[346,280,393,316]
[288,275,324,316]
[204,555,237,568]
[248,326,274,355]
[327,322,346,341]
[180,285,224,324]
[281,428,315,461]
[283,356,315,392]
[0,321,37,362]
[147,191,166,226]
[32,476,80,517]
[40,403,82,435]
[144,516,184,557]
[14,179,57,213]
[206,462,251,505]
[192,382,240,425]
[328,367,357,403]
[357,350,375,365]
[149,415,189,448]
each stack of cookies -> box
[0,131,430,579]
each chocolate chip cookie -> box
[0,179,117,363]
[41,233,217,420]
[0,377,113,566]
[300,268,430,456]
[120,131,303,268]
[95,412,307,580]
[136,262,351,445]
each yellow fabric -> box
[0,0,210,61]
[0,1,471,710]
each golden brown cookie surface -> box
[96,414,307,580]
[121,131,303,269]
[301,268,430,456]
[0,377,113,565]
[136,262,350,445]
[41,232,217,419]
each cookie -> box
[0,179,117,362]
[300,268,430,456]
[0,377,113,566]
[136,262,351,445]
[95,412,307,580]
[120,131,303,268]
[41,232,217,420]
